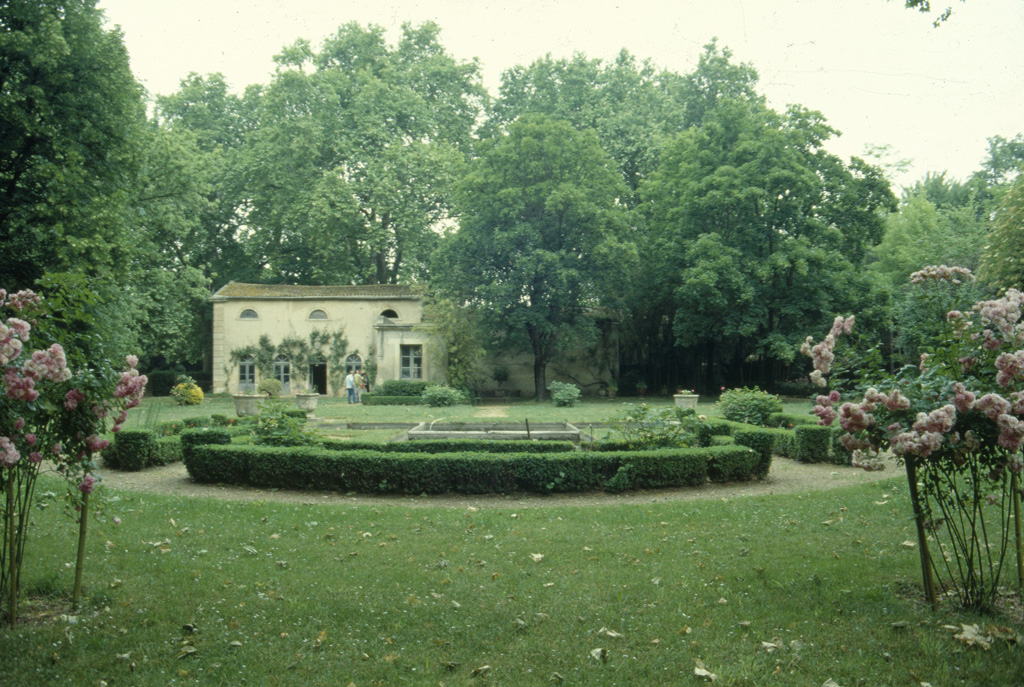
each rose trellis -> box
[1,287,146,626]
[802,266,1024,610]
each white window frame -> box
[400,344,422,380]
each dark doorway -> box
[308,363,327,395]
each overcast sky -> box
[97,0,1024,190]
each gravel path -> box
[99,456,900,509]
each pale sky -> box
[97,0,1024,190]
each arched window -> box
[380,309,398,319]
[308,309,328,320]
[274,355,290,392]
[345,354,362,373]
[240,309,259,319]
[238,356,255,392]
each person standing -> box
[345,370,356,403]
[354,370,363,403]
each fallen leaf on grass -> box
[901,541,916,549]
[598,627,623,638]
[530,553,544,562]
[953,624,992,650]
[693,659,716,682]
[175,646,197,659]
[822,680,843,687]
[590,648,607,663]
[471,664,491,676]
[761,638,783,652]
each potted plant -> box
[636,379,647,398]
[607,380,618,400]
[293,384,320,415]
[232,390,261,417]
[673,388,699,409]
[492,366,510,398]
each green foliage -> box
[547,381,581,407]
[106,431,155,472]
[419,295,488,391]
[768,412,818,428]
[145,370,178,397]
[434,113,633,401]
[0,0,146,288]
[252,400,316,447]
[794,425,834,464]
[256,378,283,397]
[318,439,574,454]
[184,442,765,494]
[377,380,430,397]
[238,22,484,285]
[731,429,775,479]
[717,387,783,426]
[421,385,470,407]
[980,175,1024,292]
[359,394,425,406]
[170,382,203,406]
[107,430,184,471]
[607,403,700,449]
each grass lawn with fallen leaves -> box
[3,473,1021,686]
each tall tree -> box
[241,22,485,285]
[980,175,1024,291]
[0,0,146,288]
[642,99,896,389]
[434,114,631,400]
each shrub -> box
[731,428,775,479]
[547,381,580,407]
[319,439,575,454]
[377,380,430,397]
[146,370,177,397]
[794,425,834,463]
[184,443,755,494]
[707,446,759,482]
[717,387,783,426]
[422,385,469,407]
[151,436,183,466]
[253,399,316,446]
[106,430,155,471]
[768,412,817,428]
[257,378,283,397]
[360,394,424,406]
[607,403,700,449]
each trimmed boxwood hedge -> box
[319,439,575,453]
[183,443,759,495]
[360,394,425,406]
[768,412,818,428]
[107,429,186,470]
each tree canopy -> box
[433,114,631,400]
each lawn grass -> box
[3,475,1021,686]
[123,394,782,430]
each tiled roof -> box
[211,282,419,300]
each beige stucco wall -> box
[211,296,439,394]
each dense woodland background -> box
[3,1,1022,396]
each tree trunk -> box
[534,356,548,402]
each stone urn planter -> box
[673,393,699,409]
[295,392,320,415]
[232,394,261,417]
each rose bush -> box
[802,266,1024,610]
[1,287,146,626]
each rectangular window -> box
[238,360,255,392]
[400,345,422,380]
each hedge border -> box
[184,443,760,495]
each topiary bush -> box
[422,385,469,407]
[106,430,155,471]
[547,381,581,407]
[794,425,834,463]
[257,378,283,397]
[717,387,783,426]
[377,380,430,397]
